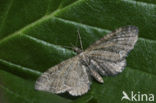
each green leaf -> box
[0,0,156,103]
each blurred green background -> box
[0,0,156,103]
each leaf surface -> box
[0,0,156,103]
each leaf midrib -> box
[0,0,84,43]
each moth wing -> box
[85,26,138,76]
[35,56,90,96]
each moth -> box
[35,25,138,96]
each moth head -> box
[72,46,82,54]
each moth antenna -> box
[77,29,84,51]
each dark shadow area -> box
[58,92,80,100]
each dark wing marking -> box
[85,26,138,78]
[35,56,90,96]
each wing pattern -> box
[35,57,90,96]
[35,25,138,96]
[84,26,138,80]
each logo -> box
[121,91,155,102]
